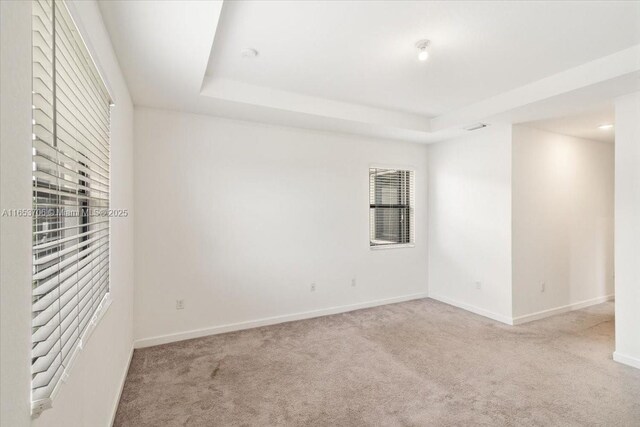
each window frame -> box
[30,0,116,417]
[368,165,416,250]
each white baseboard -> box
[613,351,640,370]
[134,292,429,348]
[109,344,134,427]
[512,294,614,325]
[428,294,513,325]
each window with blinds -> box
[369,168,415,247]
[31,0,112,411]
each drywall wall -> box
[427,125,513,323]
[511,126,614,322]
[133,107,429,345]
[613,91,640,369]
[1,1,135,426]
[1,1,34,426]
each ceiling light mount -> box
[241,48,259,58]
[415,39,430,61]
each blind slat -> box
[31,0,112,404]
[33,242,109,301]
[32,260,108,348]
[369,168,415,246]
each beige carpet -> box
[114,300,640,426]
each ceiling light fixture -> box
[598,124,614,130]
[241,48,258,58]
[415,39,430,61]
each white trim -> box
[369,163,417,172]
[429,294,615,326]
[370,243,415,250]
[428,294,514,325]
[134,292,429,348]
[109,345,135,427]
[613,351,640,370]
[63,0,116,103]
[511,294,614,325]
[81,294,113,345]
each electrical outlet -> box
[176,299,185,310]
[475,281,482,290]
[541,282,546,293]
[310,283,316,292]
[351,278,357,287]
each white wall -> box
[427,125,513,323]
[613,91,640,369]
[133,107,429,346]
[0,1,135,426]
[511,126,614,321]
[1,2,34,426]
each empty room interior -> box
[2,0,640,426]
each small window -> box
[369,168,415,248]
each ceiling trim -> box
[200,44,640,142]
[431,44,640,131]
[200,77,432,133]
[99,0,640,143]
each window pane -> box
[369,168,414,247]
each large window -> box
[31,0,112,412]
[369,168,415,248]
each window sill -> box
[31,293,113,418]
[370,243,415,250]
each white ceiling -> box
[207,1,640,117]
[98,0,640,143]
[526,107,615,144]
[98,0,223,109]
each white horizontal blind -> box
[31,0,111,405]
[369,168,415,246]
